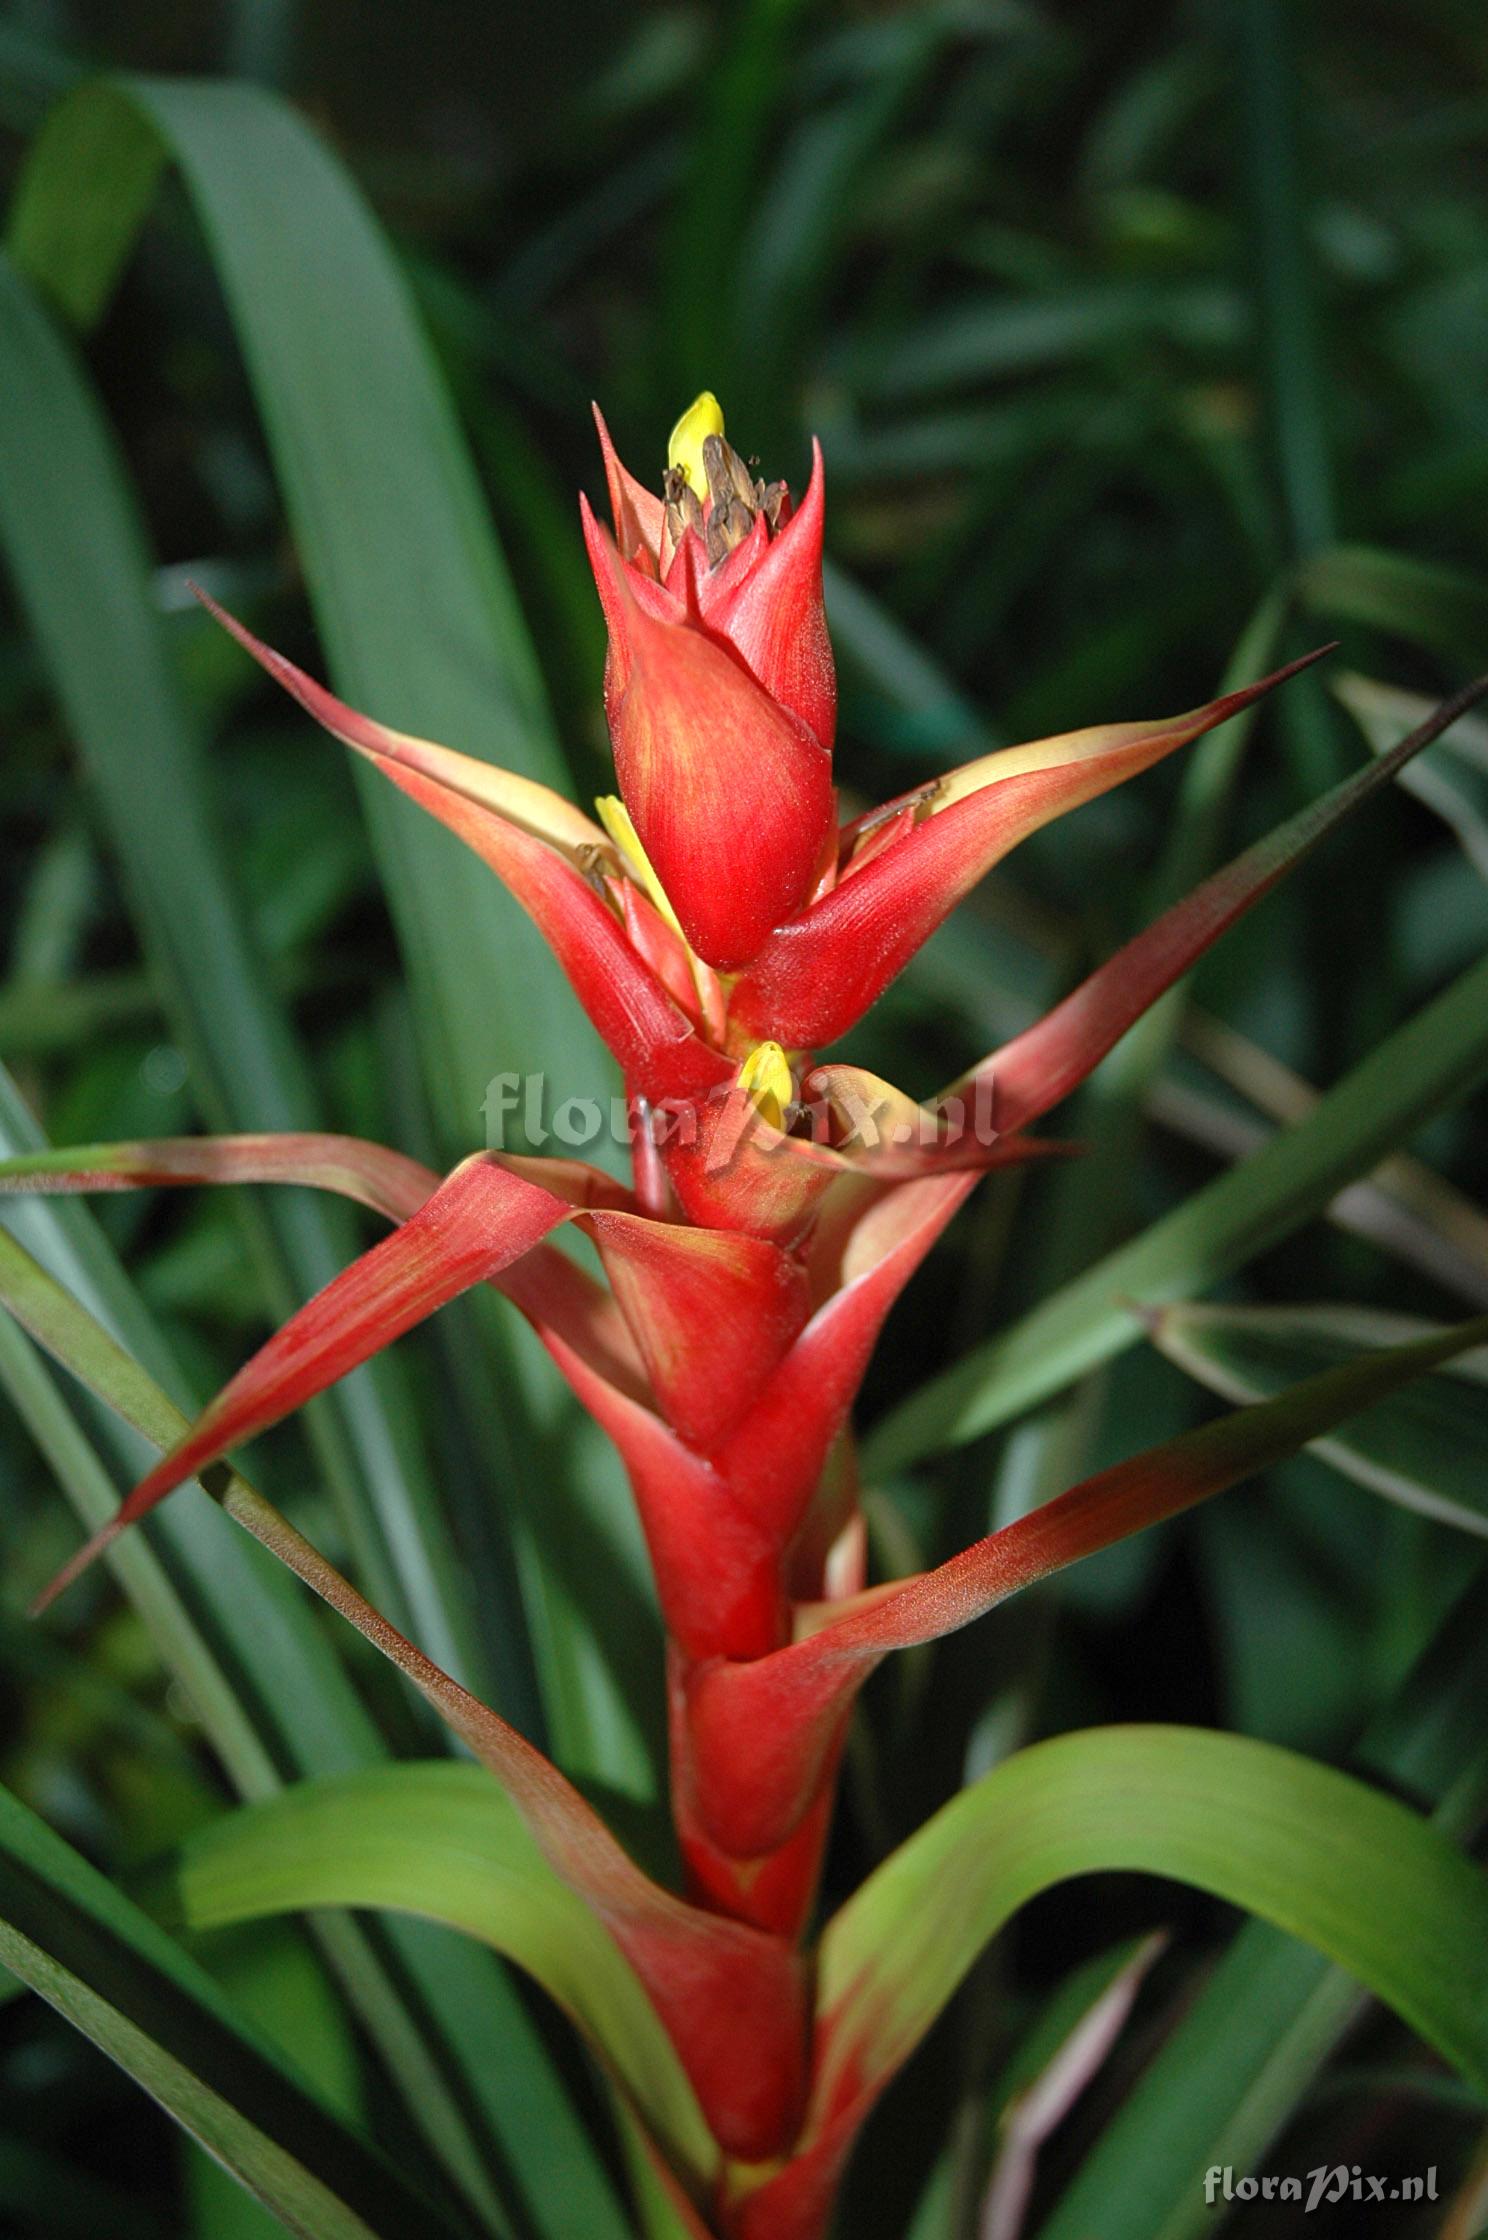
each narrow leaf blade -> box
[0,1783,463,2240]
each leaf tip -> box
[29,1518,120,1617]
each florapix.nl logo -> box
[481,1069,1000,1172]
[1204,2166,1438,2214]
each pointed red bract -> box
[0,1132,438,1221]
[952,667,1488,1133]
[194,589,725,1105]
[697,440,836,753]
[587,1211,811,1451]
[715,1172,978,1543]
[593,402,668,573]
[583,502,835,970]
[0,1131,671,1418]
[545,1333,789,1659]
[728,651,1334,1049]
[32,1154,575,1611]
[363,755,726,1104]
[193,586,605,854]
[660,1080,844,1241]
[671,1657,846,1940]
[656,1062,1063,1244]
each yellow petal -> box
[738,1041,793,1132]
[667,391,725,493]
[595,794,686,938]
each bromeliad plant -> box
[6,393,1488,2240]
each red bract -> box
[583,397,836,968]
[15,398,1487,2238]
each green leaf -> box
[1301,544,1488,671]
[1033,1570,1488,2240]
[8,74,608,1143]
[1036,1931,1363,2240]
[1148,1303,1488,1537]
[866,946,1488,1472]
[1240,0,1336,558]
[184,1921,365,2240]
[1336,671,1488,885]
[815,1725,1488,2149]
[0,1781,464,2240]
[0,245,481,1692]
[162,1761,715,2192]
[665,0,810,403]
[931,1933,1163,2240]
[823,557,996,769]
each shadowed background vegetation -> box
[1,2,1486,2235]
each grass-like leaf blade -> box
[868,946,1488,1470]
[0,1782,465,2240]
[1148,1302,1488,1537]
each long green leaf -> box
[1034,1569,1488,2240]
[867,945,1488,1470]
[184,1919,365,2240]
[162,1762,714,2189]
[0,1783,463,2240]
[8,73,607,1141]
[1336,670,1488,885]
[906,1934,1162,2240]
[1301,543,1488,671]
[1148,1303,1488,1537]
[1240,0,1336,560]
[665,0,809,404]
[815,1724,1488,2144]
[1039,1931,1368,2240]
[0,246,471,1677]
